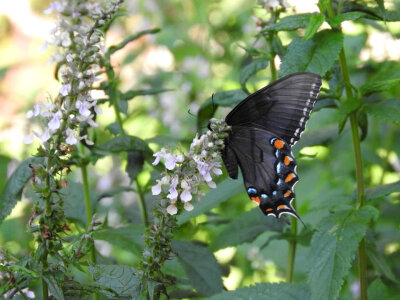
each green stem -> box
[135,179,149,227]
[286,201,297,283]
[334,15,367,300]
[80,146,98,300]
[42,279,49,300]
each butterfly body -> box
[221,72,322,219]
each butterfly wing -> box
[225,72,322,146]
[224,126,299,218]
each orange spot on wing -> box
[284,190,291,197]
[266,208,273,212]
[274,139,284,149]
[251,197,260,204]
[277,205,286,210]
[285,173,295,183]
[284,156,291,165]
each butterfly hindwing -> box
[226,72,322,146]
[226,126,299,218]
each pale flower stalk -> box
[151,118,230,215]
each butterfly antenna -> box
[211,93,216,114]
[187,109,195,117]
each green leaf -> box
[261,13,319,32]
[208,283,310,300]
[368,279,389,300]
[0,157,44,224]
[126,151,144,182]
[317,0,329,13]
[292,125,338,153]
[308,206,379,300]
[280,30,343,77]
[92,225,144,257]
[172,241,223,296]
[95,135,152,155]
[328,12,370,28]
[240,58,269,88]
[364,99,400,123]
[107,28,160,55]
[197,89,248,130]
[303,14,325,40]
[89,264,139,298]
[367,243,399,283]
[360,79,400,96]
[357,110,368,141]
[0,155,11,193]
[177,177,243,225]
[42,273,65,300]
[122,88,171,100]
[210,208,284,251]
[61,180,96,225]
[365,181,400,201]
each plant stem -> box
[338,27,368,300]
[286,200,297,283]
[135,178,149,227]
[42,279,49,300]
[80,146,98,300]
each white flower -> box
[184,202,194,211]
[65,128,78,145]
[164,154,184,170]
[167,204,178,215]
[23,133,35,144]
[48,111,62,131]
[152,183,162,195]
[76,100,91,117]
[39,129,51,143]
[60,83,71,96]
[181,190,192,202]
[207,181,216,188]
[152,148,167,166]
[167,176,179,200]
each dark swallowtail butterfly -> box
[221,72,322,220]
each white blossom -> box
[184,202,194,211]
[167,204,178,215]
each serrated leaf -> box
[177,177,243,225]
[0,157,44,224]
[208,283,310,300]
[329,12,370,28]
[364,99,400,123]
[92,225,144,256]
[240,58,269,88]
[280,30,343,77]
[172,241,223,296]
[122,88,171,100]
[89,264,139,298]
[360,79,400,96]
[197,90,249,129]
[303,14,325,40]
[210,208,284,251]
[95,135,152,156]
[42,273,65,300]
[261,13,319,32]
[365,181,400,201]
[308,206,378,300]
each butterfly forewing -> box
[226,72,322,146]
[222,72,322,219]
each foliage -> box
[0,0,400,299]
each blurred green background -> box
[1,0,400,298]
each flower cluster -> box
[24,0,123,146]
[152,118,230,215]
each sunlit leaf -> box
[261,13,319,32]
[328,12,370,28]
[172,241,223,296]
[308,206,379,300]
[95,135,152,155]
[303,14,325,40]
[360,79,400,96]
[364,99,400,124]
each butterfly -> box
[221,72,322,220]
